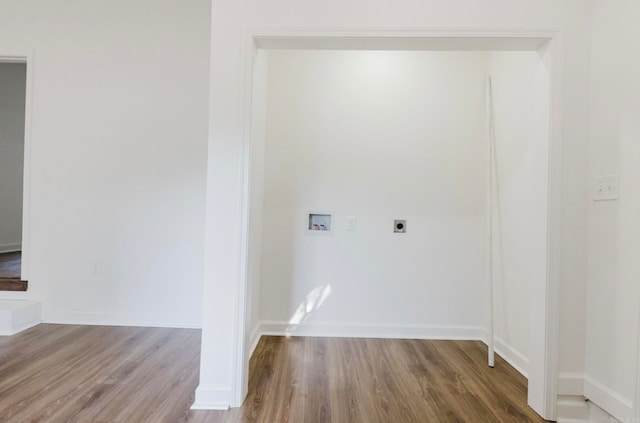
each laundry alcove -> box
[211,33,561,419]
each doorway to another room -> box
[0,59,28,291]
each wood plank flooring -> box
[0,252,20,278]
[0,325,546,423]
[214,337,547,423]
[0,252,26,292]
[0,325,202,422]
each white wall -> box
[0,0,210,328]
[488,51,550,377]
[259,50,488,335]
[585,0,640,421]
[0,63,26,252]
[200,0,592,410]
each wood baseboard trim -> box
[0,278,27,291]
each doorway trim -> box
[0,51,34,283]
[231,28,563,420]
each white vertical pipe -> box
[486,75,495,368]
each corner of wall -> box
[0,243,22,254]
[559,372,586,397]
[191,384,231,411]
[248,322,262,359]
[493,336,530,378]
[556,372,635,421]
[557,396,590,423]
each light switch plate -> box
[594,175,619,201]
[346,216,357,231]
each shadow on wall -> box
[286,284,332,334]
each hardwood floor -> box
[0,252,20,278]
[0,325,546,423]
[0,325,203,423]
[0,252,26,292]
[214,337,547,423]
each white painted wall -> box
[585,0,640,421]
[0,63,26,252]
[259,50,488,334]
[0,0,210,328]
[488,51,550,377]
[200,0,592,411]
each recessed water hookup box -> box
[308,212,333,233]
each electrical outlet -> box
[394,219,407,233]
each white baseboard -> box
[494,336,529,378]
[191,384,231,410]
[588,400,625,423]
[557,418,589,423]
[0,300,41,336]
[0,320,40,336]
[258,320,486,340]
[43,311,202,329]
[555,400,623,423]
[584,375,633,422]
[0,243,21,254]
[556,396,590,422]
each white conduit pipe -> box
[486,75,496,368]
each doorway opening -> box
[0,55,31,292]
[226,31,562,421]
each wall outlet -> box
[593,175,619,201]
[394,219,407,233]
